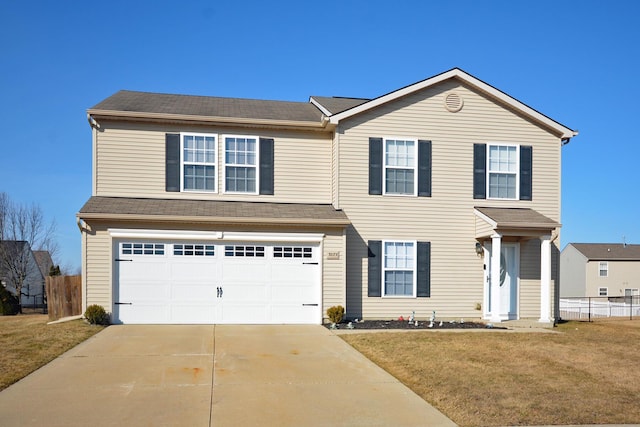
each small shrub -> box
[84,304,110,325]
[327,305,345,324]
[0,286,19,315]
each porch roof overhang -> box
[473,207,560,240]
[77,196,351,228]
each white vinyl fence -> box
[560,297,640,321]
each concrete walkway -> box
[0,325,455,426]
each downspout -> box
[76,217,91,316]
[87,114,100,195]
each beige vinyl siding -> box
[84,224,112,313]
[322,229,347,319]
[474,215,494,239]
[559,244,588,297]
[585,260,640,297]
[95,121,332,204]
[339,80,561,320]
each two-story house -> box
[560,243,640,298]
[78,68,577,325]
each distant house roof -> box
[33,251,53,277]
[78,197,350,227]
[568,243,640,261]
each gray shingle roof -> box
[78,197,350,226]
[310,96,370,115]
[569,243,640,260]
[475,207,559,228]
[89,90,325,123]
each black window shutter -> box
[259,138,274,195]
[369,138,383,195]
[520,145,532,201]
[165,133,180,192]
[417,241,431,297]
[418,140,432,197]
[367,240,382,297]
[473,143,486,199]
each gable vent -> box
[444,92,463,112]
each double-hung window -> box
[599,261,608,277]
[383,241,416,297]
[182,133,217,192]
[224,135,258,193]
[474,143,531,200]
[488,144,518,199]
[384,138,417,195]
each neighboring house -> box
[78,68,577,325]
[33,250,54,279]
[560,243,640,298]
[0,241,48,307]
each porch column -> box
[539,235,552,323]
[490,233,502,323]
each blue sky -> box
[1,0,639,270]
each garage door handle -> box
[115,302,132,305]
[217,287,223,298]
[302,303,318,306]
[302,262,318,265]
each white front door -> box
[484,242,519,320]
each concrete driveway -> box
[0,325,455,426]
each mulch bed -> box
[325,319,507,330]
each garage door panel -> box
[118,282,170,302]
[220,303,268,323]
[170,304,216,324]
[117,304,171,324]
[170,261,220,277]
[119,261,170,281]
[271,284,315,302]
[170,283,217,302]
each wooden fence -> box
[46,275,82,321]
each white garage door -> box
[113,240,321,324]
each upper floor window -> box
[384,139,417,195]
[488,145,518,199]
[474,143,532,201]
[166,133,274,195]
[182,133,217,192]
[224,136,258,193]
[599,262,608,277]
[369,137,431,197]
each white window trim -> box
[382,239,417,298]
[486,143,520,200]
[625,288,639,296]
[598,287,608,296]
[383,137,418,197]
[223,134,260,195]
[180,132,218,193]
[599,261,609,277]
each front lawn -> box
[342,320,640,426]
[0,314,105,391]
